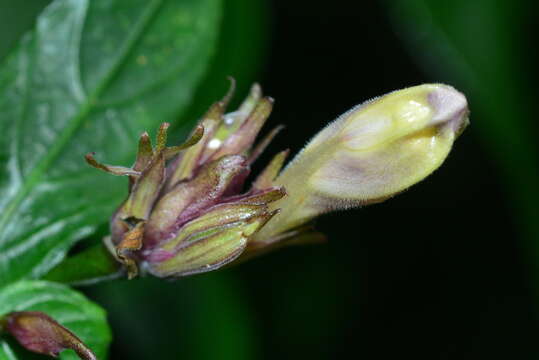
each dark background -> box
[2,0,539,359]
[248,1,539,358]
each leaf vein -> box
[0,0,165,239]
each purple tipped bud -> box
[253,84,469,241]
[2,311,96,360]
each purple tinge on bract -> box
[427,85,469,135]
[86,80,289,279]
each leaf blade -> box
[0,0,222,286]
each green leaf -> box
[0,280,111,360]
[0,0,222,286]
[0,0,51,61]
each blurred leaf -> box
[386,1,539,260]
[174,0,269,132]
[188,274,260,360]
[0,0,222,286]
[0,0,51,60]
[0,280,111,360]
[89,272,260,360]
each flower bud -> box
[252,84,469,241]
[87,82,468,277]
[1,311,96,360]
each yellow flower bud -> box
[254,84,469,240]
[88,81,468,276]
